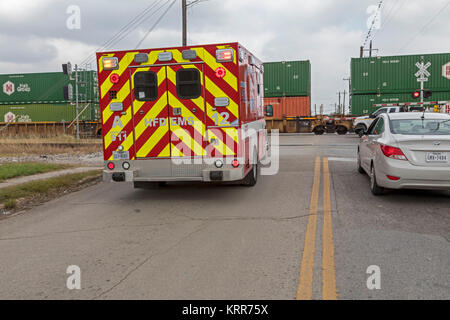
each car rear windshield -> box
[390,119,450,135]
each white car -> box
[353,106,403,136]
[357,112,450,195]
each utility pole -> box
[75,64,79,140]
[182,0,187,46]
[343,77,351,115]
[338,91,341,115]
[343,90,347,116]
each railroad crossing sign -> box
[415,61,431,82]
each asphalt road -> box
[0,134,448,300]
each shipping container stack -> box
[0,71,100,123]
[263,60,311,119]
[350,53,450,116]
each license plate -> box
[113,151,130,160]
[426,152,448,163]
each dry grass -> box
[0,135,102,156]
[0,135,101,144]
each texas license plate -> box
[426,152,448,163]
[113,151,130,160]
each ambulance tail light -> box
[216,49,234,63]
[110,73,120,84]
[232,160,239,168]
[107,162,115,170]
[102,57,119,70]
[215,67,226,78]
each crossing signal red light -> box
[424,90,432,99]
[412,91,420,99]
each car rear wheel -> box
[370,165,384,196]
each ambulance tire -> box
[242,148,259,187]
[133,181,166,189]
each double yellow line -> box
[296,157,337,300]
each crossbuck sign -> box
[415,61,431,82]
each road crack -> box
[92,222,210,300]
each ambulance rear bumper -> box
[103,159,246,183]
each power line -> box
[82,0,167,64]
[187,0,210,7]
[79,0,165,66]
[397,1,450,53]
[135,0,178,49]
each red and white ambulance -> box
[96,42,267,188]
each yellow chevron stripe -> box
[170,127,205,156]
[134,93,169,148]
[207,129,235,156]
[137,124,170,158]
[202,49,238,91]
[104,108,133,150]
[171,143,184,157]
[205,76,239,119]
[102,79,131,126]
[223,127,239,143]
[166,66,234,128]
[167,91,205,139]
[158,144,171,158]
[107,131,135,161]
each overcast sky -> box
[1,0,450,113]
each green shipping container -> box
[0,71,98,104]
[351,92,450,116]
[263,60,311,97]
[0,103,100,122]
[351,53,450,95]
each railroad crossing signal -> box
[415,61,431,82]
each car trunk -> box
[394,135,450,167]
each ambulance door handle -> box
[140,110,145,115]
[193,108,197,113]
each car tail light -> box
[107,162,115,170]
[232,160,239,168]
[387,175,401,181]
[110,73,120,84]
[215,67,226,78]
[216,49,234,62]
[380,145,408,161]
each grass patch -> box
[0,170,101,209]
[4,199,16,210]
[0,163,72,182]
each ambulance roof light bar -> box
[216,49,234,63]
